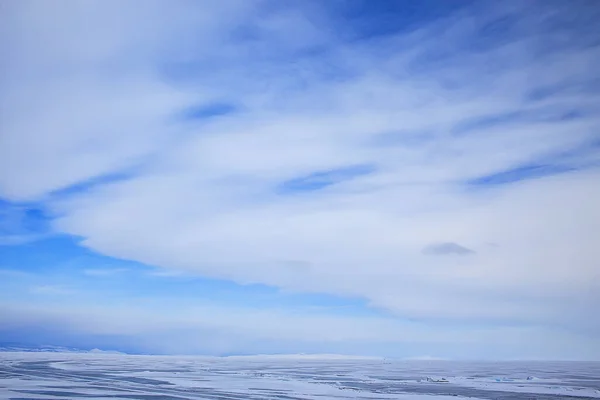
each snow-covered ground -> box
[1,352,599,399]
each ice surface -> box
[1,352,599,399]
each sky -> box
[1,0,599,360]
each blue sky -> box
[1,0,600,360]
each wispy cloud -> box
[1,1,599,358]
[0,269,33,279]
[82,268,128,277]
[29,285,74,296]
[0,234,46,246]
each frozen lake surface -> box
[1,352,599,399]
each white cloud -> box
[0,234,46,246]
[82,268,128,277]
[0,269,33,278]
[1,0,599,347]
[29,285,74,296]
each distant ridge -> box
[223,353,383,360]
[402,355,449,361]
[0,342,125,355]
